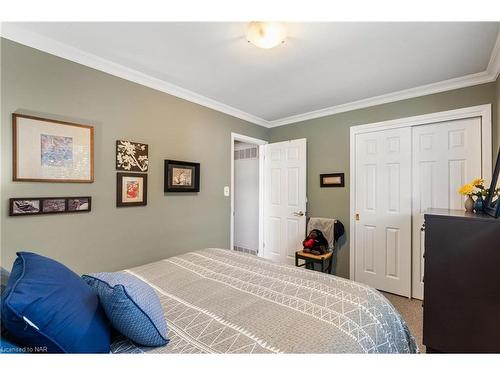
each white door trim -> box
[230,133,268,256]
[349,104,492,285]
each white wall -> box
[234,142,259,253]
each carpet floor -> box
[382,292,425,353]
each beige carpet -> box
[382,292,425,353]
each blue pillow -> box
[82,272,168,347]
[1,252,111,353]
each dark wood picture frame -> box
[116,173,148,207]
[484,148,500,218]
[115,140,149,172]
[9,196,92,216]
[164,160,200,192]
[13,113,95,183]
[320,173,345,188]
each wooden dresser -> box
[423,209,500,353]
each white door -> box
[411,117,482,299]
[354,128,412,297]
[263,139,307,264]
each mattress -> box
[111,248,418,354]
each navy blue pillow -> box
[1,252,111,353]
[82,272,168,347]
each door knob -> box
[293,211,305,217]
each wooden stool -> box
[295,250,333,273]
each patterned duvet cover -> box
[111,248,418,354]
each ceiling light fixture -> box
[246,22,286,49]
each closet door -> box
[412,117,482,300]
[354,128,412,297]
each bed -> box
[111,248,418,354]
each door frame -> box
[230,132,268,256]
[349,104,492,294]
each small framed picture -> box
[116,140,149,172]
[117,173,148,207]
[12,114,94,183]
[320,173,345,188]
[164,160,200,192]
[42,199,66,213]
[67,197,92,212]
[9,197,91,216]
[10,199,41,216]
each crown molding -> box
[268,69,497,128]
[0,23,269,127]
[487,30,500,80]
[2,24,499,129]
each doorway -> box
[230,133,267,255]
[230,134,308,264]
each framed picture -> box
[9,197,91,216]
[13,114,94,183]
[67,197,92,212]
[484,148,500,218]
[164,160,200,192]
[320,173,345,187]
[10,199,41,215]
[116,140,149,172]
[42,198,66,213]
[117,173,148,207]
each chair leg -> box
[328,255,333,274]
[295,254,299,267]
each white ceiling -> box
[2,22,500,127]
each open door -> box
[262,139,307,265]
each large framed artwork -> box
[116,173,148,207]
[9,196,91,216]
[13,114,94,182]
[116,140,149,172]
[164,160,200,192]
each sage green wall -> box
[269,82,498,279]
[0,39,269,273]
[2,38,498,280]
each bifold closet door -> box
[411,117,482,300]
[354,128,412,297]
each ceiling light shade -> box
[246,22,286,49]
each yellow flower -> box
[471,178,485,186]
[458,183,474,196]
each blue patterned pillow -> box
[82,272,168,347]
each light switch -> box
[224,186,230,197]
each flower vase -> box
[464,196,474,213]
[474,196,484,213]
